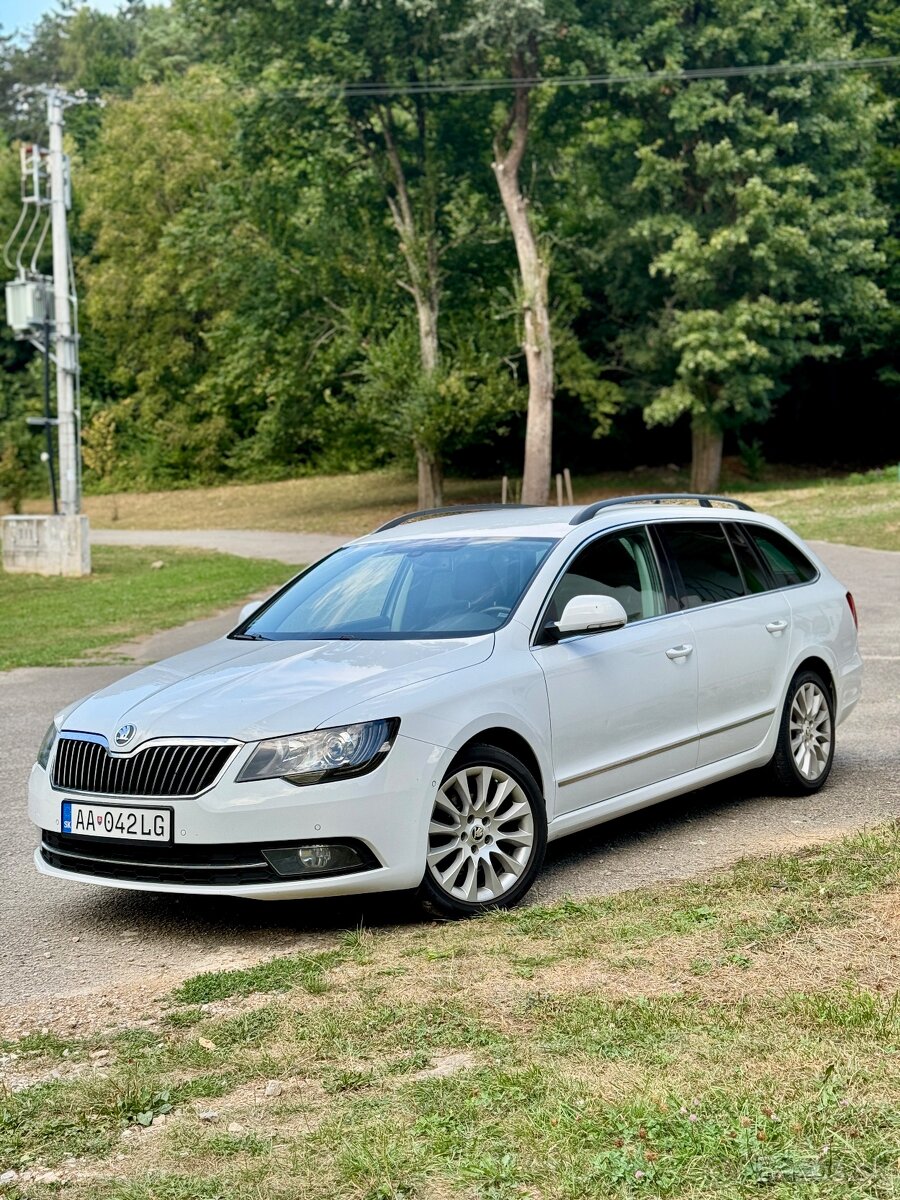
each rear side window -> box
[725,523,769,594]
[747,527,817,588]
[655,522,745,609]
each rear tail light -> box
[846,591,858,630]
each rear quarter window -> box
[747,527,817,588]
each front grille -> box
[52,736,236,798]
[40,832,378,887]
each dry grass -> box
[2,827,899,1198]
[14,465,898,549]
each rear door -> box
[654,520,791,766]
[534,525,699,815]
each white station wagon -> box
[30,495,862,917]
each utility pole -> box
[47,88,80,519]
[1,86,89,576]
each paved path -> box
[0,540,897,1011]
[91,527,344,565]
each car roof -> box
[357,498,770,544]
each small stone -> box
[227,1121,245,1134]
[90,1049,110,1060]
[197,1110,219,1122]
[197,1037,216,1051]
[35,1171,61,1184]
[264,1080,283,1098]
[0,1169,19,1185]
[152,1113,167,1127]
[150,560,165,569]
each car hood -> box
[61,635,494,745]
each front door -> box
[534,526,700,816]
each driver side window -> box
[548,528,665,624]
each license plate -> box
[61,801,172,843]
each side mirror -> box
[239,598,265,623]
[552,594,628,639]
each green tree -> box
[78,69,239,485]
[194,0,520,506]
[587,0,887,491]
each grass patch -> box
[3,827,899,1197]
[171,950,344,1005]
[16,464,899,549]
[0,545,290,670]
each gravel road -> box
[1,540,896,1012]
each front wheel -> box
[769,669,835,794]
[419,743,547,919]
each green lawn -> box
[1,826,898,1197]
[730,478,900,552]
[0,546,292,670]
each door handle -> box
[765,620,789,634]
[665,644,693,660]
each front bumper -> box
[29,733,446,900]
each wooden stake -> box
[501,475,508,505]
[556,473,564,506]
[563,467,574,505]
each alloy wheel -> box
[789,681,832,782]
[427,765,536,904]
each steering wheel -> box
[481,604,511,618]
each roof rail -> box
[570,493,754,526]
[375,503,533,533]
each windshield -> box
[235,537,557,640]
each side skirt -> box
[546,744,774,844]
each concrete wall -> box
[1,515,91,577]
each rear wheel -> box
[769,669,835,794]
[419,743,547,919]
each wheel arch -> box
[455,727,544,796]
[793,655,836,703]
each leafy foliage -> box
[0,0,895,493]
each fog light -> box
[262,842,371,878]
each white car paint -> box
[29,501,863,902]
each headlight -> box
[37,721,58,771]
[236,719,399,787]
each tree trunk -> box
[415,440,443,509]
[690,414,724,493]
[411,287,443,509]
[492,56,553,506]
[376,109,444,510]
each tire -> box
[419,743,547,919]
[768,669,835,794]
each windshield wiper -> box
[232,632,270,641]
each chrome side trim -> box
[558,708,776,787]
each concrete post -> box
[48,91,78,519]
